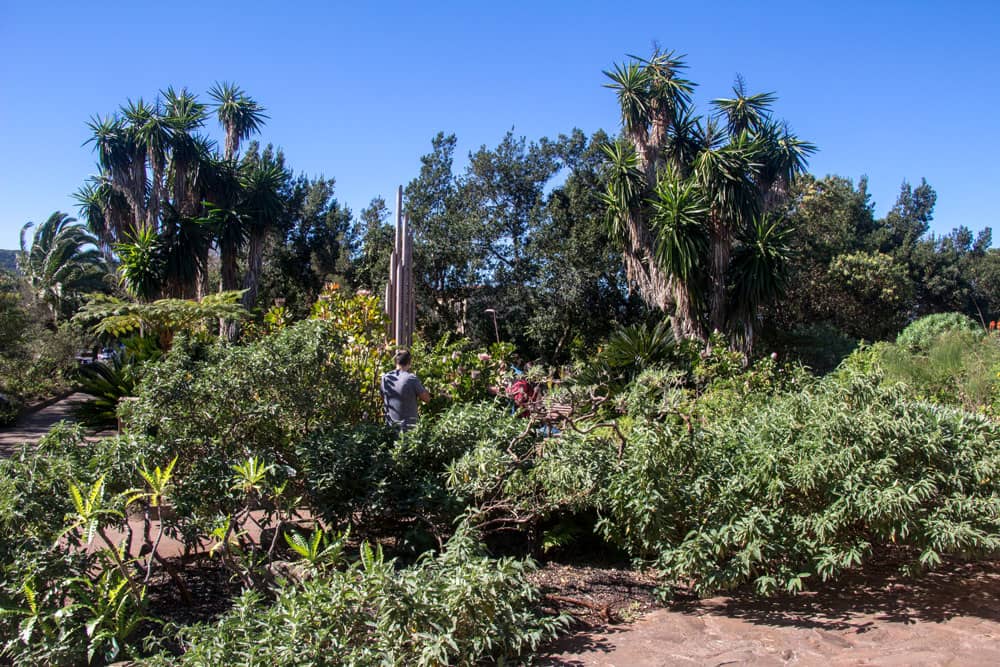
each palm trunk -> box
[671,280,701,340]
[708,215,731,334]
[241,227,267,309]
[220,239,240,339]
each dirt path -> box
[541,560,1000,666]
[0,392,91,456]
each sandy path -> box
[542,560,1000,666]
[0,392,92,456]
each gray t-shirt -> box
[381,369,427,428]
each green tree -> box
[404,133,481,337]
[18,212,110,321]
[603,51,814,350]
[826,251,914,339]
[767,175,882,336]
[872,178,937,257]
[527,129,645,359]
[352,196,394,293]
[257,175,353,317]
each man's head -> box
[394,349,412,369]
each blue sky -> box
[2,0,998,249]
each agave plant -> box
[577,320,679,391]
[74,336,162,428]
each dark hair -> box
[394,349,412,367]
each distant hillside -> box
[0,250,17,272]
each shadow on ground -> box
[541,558,1000,666]
[678,558,1000,630]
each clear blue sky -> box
[2,0,998,249]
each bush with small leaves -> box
[144,526,567,666]
[881,329,1000,414]
[599,363,1000,597]
[895,312,981,353]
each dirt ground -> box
[538,559,1000,666]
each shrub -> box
[881,329,1000,414]
[764,322,859,374]
[122,320,361,515]
[0,393,19,426]
[0,322,82,403]
[600,364,1000,596]
[408,335,513,415]
[895,312,981,353]
[298,402,525,543]
[145,527,567,666]
[296,424,396,522]
[310,285,393,422]
[0,427,153,666]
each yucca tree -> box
[238,155,288,308]
[648,173,708,338]
[160,206,213,300]
[74,178,131,262]
[77,84,275,303]
[603,51,814,350]
[602,52,695,322]
[18,212,110,321]
[115,226,164,302]
[162,87,210,218]
[209,82,267,160]
[730,215,794,348]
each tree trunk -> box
[196,247,211,298]
[671,281,701,340]
[622,211,673,312]
[708,215,731,333]
[220,239,240,340]
[241,228,267,310]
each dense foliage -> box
[0,272,83,420]
[143,528,566,666]
[6,45,1000,667]
[602,360,1000,595]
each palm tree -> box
[238,155,288,308]
[208,82,267,160]
[78,84,270,301]
[603,51,814,349]
[18,212,110,321]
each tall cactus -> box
[385,186,415,347]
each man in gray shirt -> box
[381,349,430,430]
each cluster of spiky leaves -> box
[602,50,815,346]
[17,212,110,322]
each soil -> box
[531,563,663,626]
[134,542,1000,666]
[144,559,240,627]
[539,558,1000,666]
